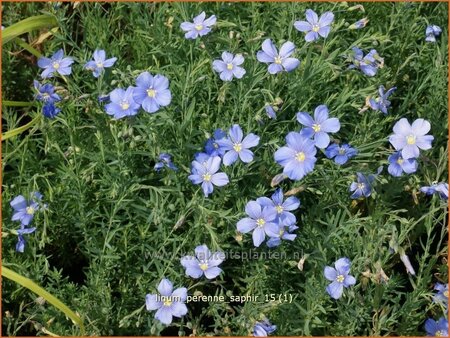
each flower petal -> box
[294,20,312,32]
[324,266,337,281]
[237,217,257,233]
[326,281,344,299]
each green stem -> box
[2,100,36,107]
[2,115,40,141]
[13,37,42,58]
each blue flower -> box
[348,47,383,77]
[105,87,140,119]
[42,103,61,119]
[180,244,225,279]
[349,172,375,199]
[33,80,61,104]
[265,105,277,119]
[297,105,340,149]
[205,129,227,157]
[10,192,43,226]
[274,131,317,181]
[188,156,229,197]
[84,49,117,78]
[433,283,448,309]
[132,72,172,113]
[216,124,260,166]
[325,143,357,165]
[420,182,449,201]
[213,52,246,81]
[266,221,298,248]
[369,85,396,114]
[180,12,216,39]
[257,39,300,74]
[387,151,418,177]
[324,257,356,299]
[15,227,36,253]
[349,18,369,29]
[425,317,448,336]
[145,278,188,325]
[389,118,434,159]
[237,201,278,247]
[253,319,277,336]
[426,25,442,42]
[256,188,300,224]
[154,153,178,172]
[194,152,211,165]
[294,9,334,42]
[37,49,74,78]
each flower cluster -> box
[348,47,384,76]
[424,282,449,336]
[10,192,43,252]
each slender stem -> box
[2,100,36,107]
[13,37,42,58]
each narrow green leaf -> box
[2,100,36,107]
[2,266,85,335]
[2,115,40,141]
[13,37,43,58]
[3,15,58,45]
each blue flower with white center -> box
[15,227,36,253]
[349,172,375,199]
[180,12,216,39]
[205,129,227,157]
[433,283,448,309]
[237,201,278,247]
[10,192,43,226]
[274,131,317,181]
[256,188,300,224]
[297,105,340,149]
[145,278,188,325]
[105,87,140,119]
[420,182,449,201]
[188,156,229,197]
[213,52,246,81]
[33,80,61,104]
[84,49,117,78]
[132,72,172,113]
[324,257,356,299]
[294,9,334,42]
[180,244,225,279]
[37,49,74,78]
[325,143,358,165]
[216,124,260,166]
[256,39,300,74]
[266,221,298,248]
[253,319,277,336]
[154,153,178,172]
[42,103,61,119]
[425,317,448,337]
[348,47,383,77]
[387,151,418,177]
[368,85,396,114]
[349,18,369,30]
[426,25,442,42]
[389,118,434,159]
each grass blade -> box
[2,15,58,45]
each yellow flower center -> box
[406,135,416,145]
[195,24,203,31]
[436,331,444,337]
[226,63,233,70]
[336,274,345,283]
[203,173,212,182]
[120,102,130,110]
[312,25,320,32]
[96,62,103,68]
[256,218,266,227]
[444,290,449,298]
[233,143,242,152]
[199,263,208,271]
[397,158,404,164]
[42,93,50,100]
[279,228,285,236]
[162,297,172,307]
[295,152,306,162]
[213,143,219,149]
[275,205,284,214]
[52,62,60,69]
[274,56,282,64]
[338,148,346,155]
[357,183,365,190]
[26,206,35,215]
[312,124,321,132]
[147,89,156,98]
